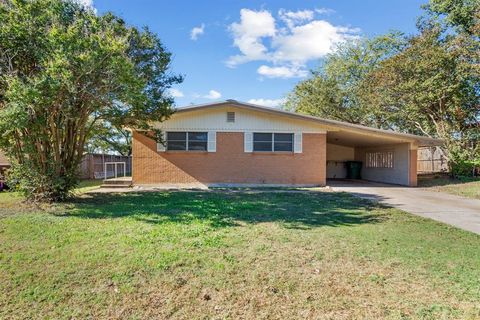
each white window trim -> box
[157,131,166,152]
[207,131,216,152]
[294,132,302,153]
[244,132,253,153]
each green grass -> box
[75,179,103,193]
[0,190,479,319]
[418,175,480,199]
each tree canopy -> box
[0,0,182,201]
[361,27,479,161]
[286,33,406,129]
[85,122,132,156]
[286,0,479,171]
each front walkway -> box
[329,180,480,235]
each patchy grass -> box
[0,191,479,319]
[0,192,23,209]
[75,179,103,194]
[418,175,480,199]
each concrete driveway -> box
[328,180,480,235]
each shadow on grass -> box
[58,191,388,230]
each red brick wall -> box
[132,131,326,185]
[409,149,418,187]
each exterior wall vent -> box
[226,112,235,123]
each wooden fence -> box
[417,147,448,174]
[79,153,132,179]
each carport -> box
[324,122,442,187]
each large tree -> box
[424,0,479,34]
[85,122,132,156]
[286,33,406,129]
[361,27,479,161]
[0,0,182,201]
[286,0,479,170]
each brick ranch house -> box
[131,100,442,187]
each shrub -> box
[450,159,480,178]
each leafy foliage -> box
[286,33,406,129]
[287,0,479,172]
[450,158,480,177]
[86,122,132,156]
[362,27,480,160]
[0,0,182,201]
[424,0,480,34]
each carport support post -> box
[409,143,418,187]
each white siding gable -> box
[153,106,327,133]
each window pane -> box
[188,141,207,151]
[253,142,272,151]
[188,132,207,141]
[167,132,186,140]
[274,133,293,142]
[274,142,293,152]
[253,133,272,142]
[167,141,187,150]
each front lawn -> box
[418,175,480,199]
[0,191,479,319]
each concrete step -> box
[100,184,131,189]
[102,180,131,185]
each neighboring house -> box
[0,150,11,176]
[131,100,442,187]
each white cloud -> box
[203,90,222,99]
[74,0,95,10]
[272,20,358,63]
[167,88,184,98]
[190,24,205,40]
[248,98,286,108]
[315,8,335,15]
[257,65,307,79]
[227,8,360,78]
[76,0,93,6]
[278,9,314,29]
[226,9,276,67]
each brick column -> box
[409,143,418,187]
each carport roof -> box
[175,100,443,147]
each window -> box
[274,133,294,151]
[167,132,186,150]
[366,151,394,168]
[188,132,208,151]
[167,132,207,151]
[253,133,293,152]
[226,112,235,123]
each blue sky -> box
[88,0,425,107]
